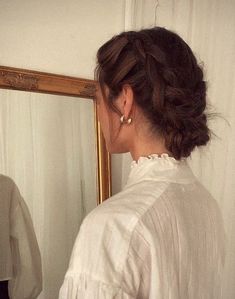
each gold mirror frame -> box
[0,65,111,204]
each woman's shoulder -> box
[77,180,169,260]
[67,186,158,284]
[83,180,168,233]
[82,188,139,237]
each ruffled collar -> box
[130,153,180,169]
[124,153,196,189]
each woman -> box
[59,27,226,298]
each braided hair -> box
[95,27,210,160]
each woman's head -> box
[95,27,210,160]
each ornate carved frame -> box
[0,65,111,204]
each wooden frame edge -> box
[0,65,111,203]
[0,65,95,98]
[94,102,112,204]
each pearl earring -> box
[120,115,132,125]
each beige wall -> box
[0,0,125,78]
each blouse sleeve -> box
[8,182,42,299]
[59,274,132,299]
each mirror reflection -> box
[0,89,97,299]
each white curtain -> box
[111,0,235,297]
[0,89,97,299]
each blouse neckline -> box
[124,153,195,189]
[130,153,180,169]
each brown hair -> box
[95,27,210,160]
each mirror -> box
[0,66,111,299]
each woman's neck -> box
[129,134,171,161]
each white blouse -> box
[0,174,42,299]
[59,154,226,299]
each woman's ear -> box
[121,84,134,119]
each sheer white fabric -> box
[0,90,97,299]
[0,174,42,299]
[59,154,226,299]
